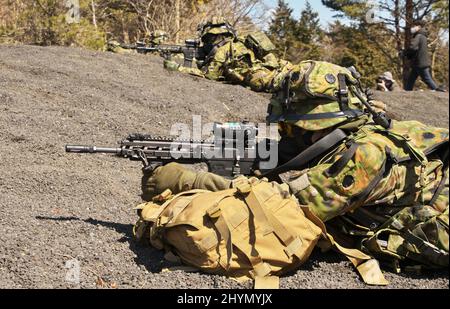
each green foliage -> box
[327,23,393,86]
[267,0,298,59]
[0,0,104,49]
[321,0,449,88]
[267,1,324,62]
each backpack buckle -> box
[207,205,222,219]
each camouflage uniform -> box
[164,19,293,93]
[106,40,136,55]
[107,30,169,55]
[140,60,449,271]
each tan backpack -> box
[134,177,387,288]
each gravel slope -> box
[0,45,448,289]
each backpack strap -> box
[276,110,365,122]
[208,193,274,280]
[206,192,239,270]
[237,183,310,261]
[204,39,230,64]
[337,73,350,111]
[326,234,389,286]
[401,229,449,267]
[429,148,449,206]
[156,189,211,225]
[325,141,360,177]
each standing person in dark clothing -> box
[404,20,445,92]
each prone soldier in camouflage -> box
[140,61,449,272]
[107,30,169,55]
[164,17,293,93]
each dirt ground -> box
[0,45,448,289]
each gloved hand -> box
[163,59,180,71]
[141,163,197,202]
[141,163,232,202]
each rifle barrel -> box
[65,145,122,154]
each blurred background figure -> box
[377,71,399,92]
[404,20,446,92]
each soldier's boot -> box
[141,163,232,202]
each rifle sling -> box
[270,110,365,123]
[205,40,229,64]
[263,128,348,180]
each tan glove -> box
[141,163,232,201]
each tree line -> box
[0,0,265,47]
[268,0,448,88]
[0,0,448,88]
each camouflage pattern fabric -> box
[173,38,293,93]
[284,120,449,270]
[286,120,448,221]
[150,30,169,45]
[106,40,136,55]
[267,61,372,131]
[164,19,293,93]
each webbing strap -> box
[337,73,350,111]
[243,190,274,236]
[218,208,271,278]
[206,192,239,270]
[399,229,449,267]
[263,128,348,180]
[429,169,448,206]
[273,110,365,122]
[214,215,233,270]
[232,238,272,278]
[429,148,449,206]
[156,189,210,225]
[327,234,389,286]
[242,188,305,260]
[205,39,229,63]
[325,142,360,177]
[264,211,303,259]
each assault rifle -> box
[121,39,205,68]
[65,123,279,179]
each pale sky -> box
[264,0,338,26]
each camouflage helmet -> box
[199,17,236,39]
[150,30,169,45]
[107,40,121,48]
